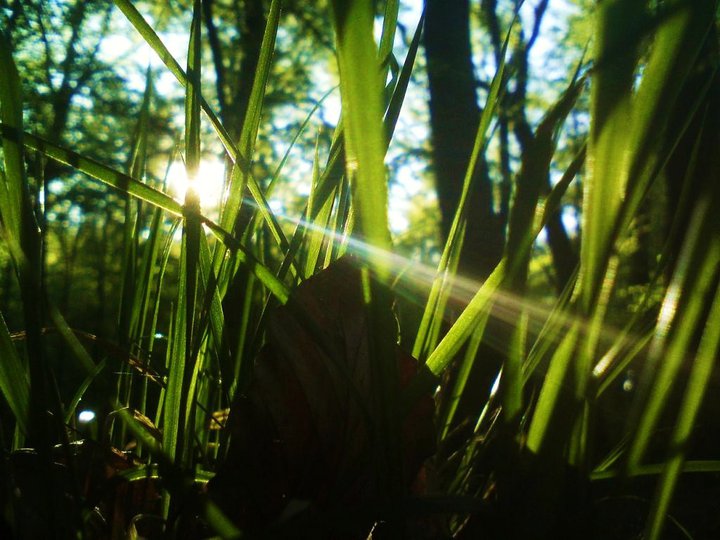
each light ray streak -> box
[243,199,638,386]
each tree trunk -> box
[423,0,503,281]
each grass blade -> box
[645,272,720,539]
[0,311,29,436]
[412,22,510,362]
[0,29,52,454]
[331,0,390,259]
[628,197,720,469]
[219,0,285,249]
[331,0,399,503]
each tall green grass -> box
[1,0,719,538]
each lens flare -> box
[169,159,226,211]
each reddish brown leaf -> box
[209,256,435,533]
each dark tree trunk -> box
[545,206,578,292]
[423,0,503,281]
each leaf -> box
[208,256,435,533]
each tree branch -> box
[202,0,228,118]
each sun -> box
[168,159,227,212]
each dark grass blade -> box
[115,68,153,439]
[0,29,56,457]
[0,310,29,436]
[117,408,242,538]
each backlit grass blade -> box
[331,0,390,260]
[240,87,339,285]
[274,122,347,282]
[331,0,400,501]
[384,9,424,144]
[196,232,225,372]
[482,74,584,437]
[503,310,528,426]
[412,22,510,362]
[436,298,495,440]
[281,41,422,274]
[526,323,581,453]
[617,0,717,241]
[163,244,187,468]
[431,146,585,432]
[377,0,399,82]
[582,0,715,317]
[219,0,285,249]
[0,125,183,216]
[177,0,204,472]
[163,1,203,495]
[247,85,338,241]
[184,0,202,351]
[418,261,506,378]
[627,197,720,469]
[302,135,334,277]
[0,37,24,237]
[580,0,645,313]
[151,221,179,428]
[526,0,717,465]
[592,460,720,480]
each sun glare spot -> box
[169,159,226,212]
[78,410,96,423]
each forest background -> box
[1,0,719,538]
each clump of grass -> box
[1,0,720,538]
